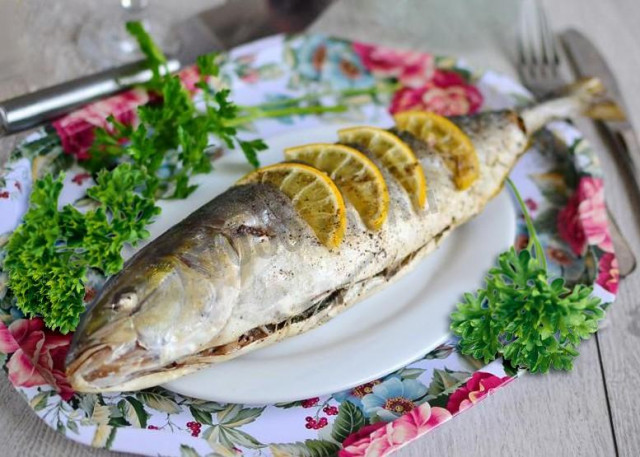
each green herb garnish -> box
[125,21,168,88]
[4,166,159,333]
[89,22,267,198]
[450,179,605,373]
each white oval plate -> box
[139,124,516,404]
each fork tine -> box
[536,2,550,67]
[517,19,527,66]
[535,0,560,74]
[517,0,565,98]
[517,0,537,79]
[544,10,560,67]
[516,6,527,80]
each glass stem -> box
[120,0,149,13]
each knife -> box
[561,29,638,275]
[0,0,333,137]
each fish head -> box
[66,232,240,392]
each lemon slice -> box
[237,162,346,248]
[394,111,479,190]
[284,144,389,230]
[337,127,427,210]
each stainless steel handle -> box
[613,125,640,189]
[0,58,180,136]
[600,122,640,276]
[606,205,636,276]
[602,121,640,198]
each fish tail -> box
[520,77,624,133]
[562,77,625,120]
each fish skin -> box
[66,79,608,393]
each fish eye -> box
[111,291,138,311]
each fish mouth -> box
[66,341,205,392]
[66,340,157,392]
[66,343,115,391]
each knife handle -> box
[606,124,640,190]
[0,58,180,136]
[600,121,640,270]
[606,204,636,276]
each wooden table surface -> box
[1,1,639,456]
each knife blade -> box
[561,29,640,188]
[0,0,333,137]
[560,28,638,275]
[561,30,629,116]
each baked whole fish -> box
[66,79,619,392]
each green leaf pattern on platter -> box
[331,401,365,443]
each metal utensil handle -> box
[0,58,180,136]
[613,126,640,189]
[601,122,640,275]
[606,205,636,276]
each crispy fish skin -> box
[66,79,615,392]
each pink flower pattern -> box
[558,177,613,255]
[389,70,483,116]
[353,42,435,87]
[178,66,205,94]
[52,88,149,160]
[446,372,512,414]
[339,403,452,457]
[597,252,619,293]
[0,318,74,401]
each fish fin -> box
[521,77,624,133]
[559,77,625,121]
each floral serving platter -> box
[0,34,619,457]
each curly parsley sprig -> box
[88,24,268,199]
[450,179,605,373]
[4,166,160,333]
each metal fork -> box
[516,0,636,276]
[517,0,563,98]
